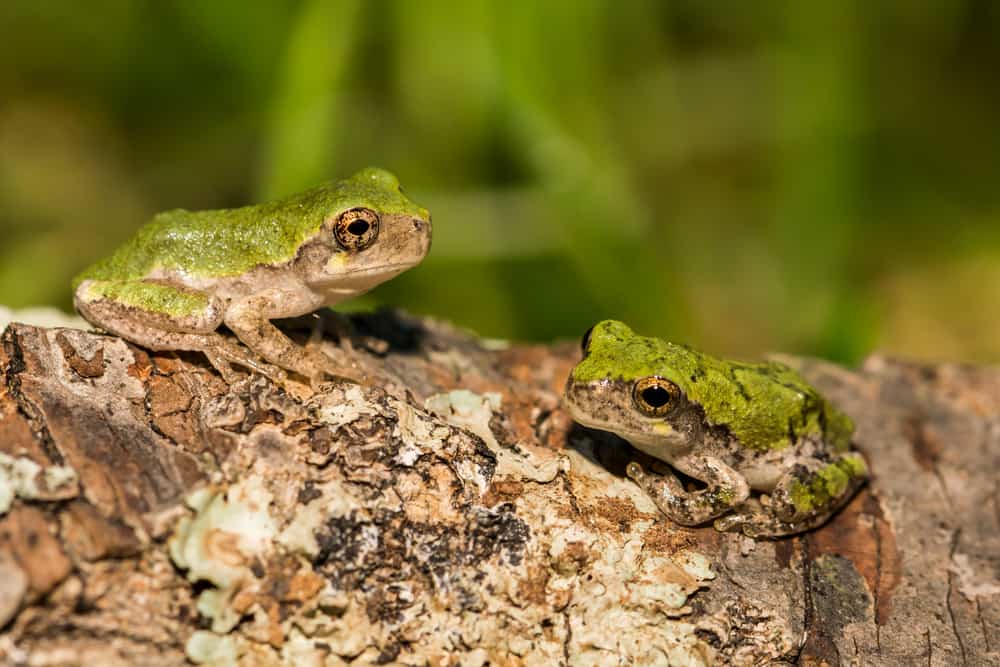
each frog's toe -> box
[625,461,646,482]
[713,513,747,533]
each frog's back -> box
[74,189,329,286]
[733,360,854,452]
[668,350,852,452]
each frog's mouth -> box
[319,262,418,295]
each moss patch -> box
[789,457,868,515]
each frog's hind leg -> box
[715,452,868,538]
[75,281,283,382]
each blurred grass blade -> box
[390,0,497,184]
[259,0,363,198]
[491,0,687,332]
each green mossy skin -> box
[715,486,737,505]
[85,280,210,318]
[573,320,855,452]
[73,167,428,287]
[789,457,868,515]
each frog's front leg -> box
[627,455,750,526]
[715,452,868,538]
[223,290,366,384]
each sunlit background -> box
[2,1,999,364]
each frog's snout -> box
[414,215,432,253]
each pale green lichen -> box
[0,453,77,515]
[185,630,240,666]
[43,464,78,490]
[789,456,868,514]
[73,167,429,286]
[673,550,716,581]
[573,320,855,451]
[425,389,567,484]
[552,527,717,665]
[169,477,277,633]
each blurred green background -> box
[2,1,999,364]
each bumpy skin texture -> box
[73,168,432,382]
[564,320,868,537]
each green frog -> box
[74,167,431,383]
[564,320,867,537]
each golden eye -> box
[334,207,380,251]
[632,377,680,417]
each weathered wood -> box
[0,312,997,666]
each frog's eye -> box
[334,208,380,251]
[632,377,680,417]
[580,325,595,354]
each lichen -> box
[0,453,78,515]
[169,477,277,633]
[425,389,567,483]
[185,631,240,666]
[164,376,721,665]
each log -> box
[0,311,997,666]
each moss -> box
[838,454,868,479]
[716,486,737,505]
[789,457,867,514]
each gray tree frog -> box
[563,320,868,537]
[73,167,431,383]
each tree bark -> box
[0,312,997,666]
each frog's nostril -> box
[413,219,425,231]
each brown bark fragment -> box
[0,506,72,598]
[60,500,142,561]
[0,315,997,666]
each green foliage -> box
[2,0,999,362]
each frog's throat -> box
[620,425,684,457]
[564,398,684,451]
[323,257,420,275]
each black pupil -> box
[642,385,671,408]
[347,219,370,236]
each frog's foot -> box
[300,310,356,354]
[720,452,869,538]
[200,338,288,385]
[715,508,841,538]
[297,343,369,387]
[319,310,391,355]
[223,295,372,388]
[627,457,749,526]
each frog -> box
[73,167,431,384]
[563,320,868,537]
